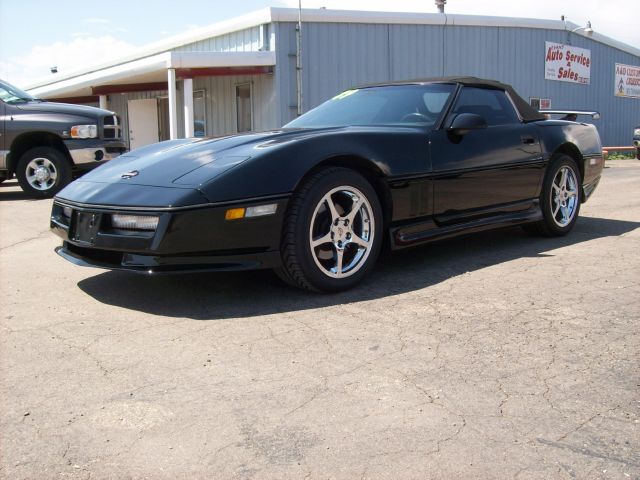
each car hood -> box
[15,100,114,118]
[56,126,380,206]
[73,129,331,190]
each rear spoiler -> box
[540,110,601,120]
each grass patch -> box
[606,152,637,160]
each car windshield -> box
[285,84,456,129]
[0,79,37,104]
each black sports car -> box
[51,77,604,292]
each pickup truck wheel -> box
[16,147,72,199]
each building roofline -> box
[28,51,276,99]
[25,6,640,91]
[270,7,640,57]
[25,7,274,90]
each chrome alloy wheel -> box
[550,165,578,227]
[25,157,58,191]
[309,186,375,278]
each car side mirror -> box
[447,113,488,136]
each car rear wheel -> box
[277,167,383,292]
[525,154,581,236]
[16,147,72,199]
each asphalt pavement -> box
[0,160,638,479]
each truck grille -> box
[102,115,122,139]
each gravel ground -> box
[1,160,638,479]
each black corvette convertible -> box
[51,77,603,292]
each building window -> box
[158,97,170,141]
[194,90,206,137]
[236,83,253,132]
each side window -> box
[452,87,520,126]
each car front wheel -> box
[526,154,582,236]
[16,147,72,199]
[277,167,383,292]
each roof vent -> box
[435,0,446,13]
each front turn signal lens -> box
[225,208,245,220]
[225,204,278,220]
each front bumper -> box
[51,197,288,273]
[55,243,281,273]
[65,139,127,166]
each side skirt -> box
[390,202,543,249]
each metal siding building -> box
[274,17,640,145]
[27,7,640,147]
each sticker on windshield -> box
[332,89,358,100]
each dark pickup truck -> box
[634,125,640,159]
[0,79,126,198]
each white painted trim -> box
[183,78,194,138]
[28,53,170,98]
[168,69,178,140]
[28,52,276,99]
[168,51,276,69]
[270,8,560,28]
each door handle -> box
[521,135,536,144]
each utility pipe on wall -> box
[296,0,303,116]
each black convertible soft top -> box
[360,76,546,123]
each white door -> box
[127,98,159,150]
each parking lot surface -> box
[1,160,639,479]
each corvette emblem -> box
[121,170,139,179]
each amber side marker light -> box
[225,204,278,221]
[225,208,246,220]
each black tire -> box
[277,167,383,292]
[16,147,72,199]
[524,154,582,237]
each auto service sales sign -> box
[545,42,591,85]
